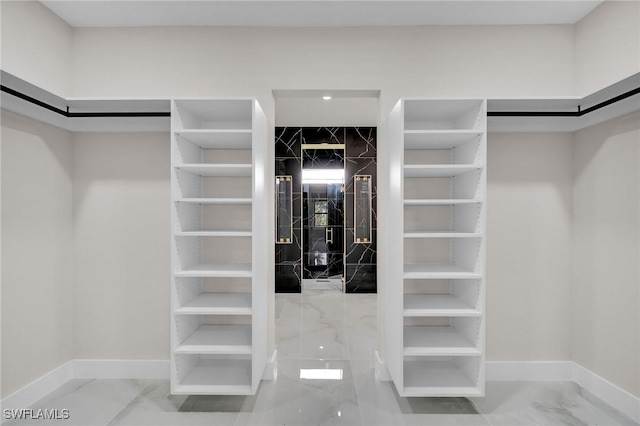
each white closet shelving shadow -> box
[170,99,268,396]
[385,98,486,397]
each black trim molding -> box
[0,85,170,118]
[488,87,639,117]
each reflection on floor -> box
[5,290,638,425]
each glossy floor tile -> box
[6,288,638,426]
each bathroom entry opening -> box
[301,144,346,291]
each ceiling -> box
[40,1,603,28]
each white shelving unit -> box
[385,99,486,397]
[170,99,268,395]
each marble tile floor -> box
[5,289,638,426]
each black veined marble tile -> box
[275,127,302,158]
[302,127,345,145]
[275,158,302,190]
[345,264,377,293]
[345,228,377,264]
[275,263,302,293]
[275,228,302,263]
[302,148,345,169]
[345,127,377,158]
[344,157,377,193]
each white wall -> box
[486,133,574,361]
[275,97,378,127]
[73,132,170,359]
[575,0,640,95]
[69,24,576,120]
[572,112,640,397]
[1,0,639,398]
[0,1,72,96]
[1,111,74,398]
[64,22,576,365]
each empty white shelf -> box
[174,130,252,149]
[173,358,252,395]
[403,264,482,279]
[175,325,252,355]
[404,326,480,356]
[404,199,481,206]
[403,232,482,238]
[171,99,267,396]
[404,165,481,178]
[176,198,252,205]
[175,164,252,177]
[175,263,252,278]
[404,130,482,149]
[175,231,252,237]
[403,359,481,397]
[175,293,252,315]
[404,294,481,317]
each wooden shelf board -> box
[403,232,482,239]
[175,164,252,177]
[173,358,253,395]
[403,264,482,279]
[404,199,482,206]
[403,326,480,356]
[175,325,252,355]
[402,386,483,398]
[174,129,252,149]
[404,130,482,149]
[176,198,252,205]
[403,359,479,395]
[172,384,253,395]
[175,263,252,278]
[175,293,252,315]
[175,230,252,237]
[404,165,481,178]
[404,294,481,317]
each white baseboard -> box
[262,349,278,380]
[486,361,639,423]
[374,351,391,381]
[572,362,640,424]
[2,359,638,424]
[0,361,74,420]
[486,361,574,381]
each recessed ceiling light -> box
[323,95,332,100]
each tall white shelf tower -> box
[385,99,487,397]
[170,99,268,395]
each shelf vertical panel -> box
[387,99,486,398]
[383,100,405,390]
[251,99,268,393]
[170,99,268,396]
[170,100,183,394]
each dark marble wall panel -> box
[346,229,377,265]
[345,127,377,293]
[275,263,302,293]
[345,127,377,158]
[302,149,345,169]
[275,127,302,158]
[275,127,377,294]
[275,128,302,293]
[345,264,377,293]
[302,127,344,145]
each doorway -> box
[302,145,345,291]
[275,127,377,293]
